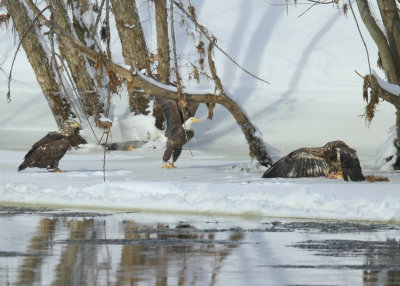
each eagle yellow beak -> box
[192,117,200,122]
[65,120,81,129]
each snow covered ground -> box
[1,146,399,222]
[0,0,400,222]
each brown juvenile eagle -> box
[162,117,199,168]
[262,140,365,181]
[18,120,87,172]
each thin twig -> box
[49,32,82,123]
[90,0,106,39]
[103,0,112,182]
[265,0,335,6]
[348,0,372,75]
[172,0,270,85]
[54,53,102,144]
[6,5,50,102]
[298,2,318,18]
[170,0,194,157]
[355,70,365,79]
[169,0,185,106]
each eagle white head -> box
[182,117,199,130]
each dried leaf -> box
[92,3,99,13]
[377,52,383,70]
[342,3,348,16]
[178,98,187,110]
[188,5,196,20]
[196,41,205,56]
[0,14,10,27]
[199,58,205,70]
[206,103,215,119]
[193,65,200,83]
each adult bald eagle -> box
[18,120,87,172]
[162,117,199,168]
[262,140,365,181]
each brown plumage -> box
[156,97,199,168]
[262,140,365,182]
[18,120,87,172]
[162,117,199,168]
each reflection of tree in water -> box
[52,219,107,286]
[8,217,243,286]
[16,218,57,286]
[363,238,400,286]
[114,221,243,286]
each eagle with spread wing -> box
[18,120,87,172]
[262,140,365,181]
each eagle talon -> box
[162,162,169,169]
[168,162,177,169]
[48,168,64,173]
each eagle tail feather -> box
[18,162,27,172]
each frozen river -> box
[1,205,400,286]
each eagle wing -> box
[25,132,67,159]
[339,147,365,182]
[262,148,330,178]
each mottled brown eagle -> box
[262,140,365,181]
[18,120,87,172]
[162,117,199,168]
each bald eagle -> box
[162,117,199,168]
[18,120,87,172]
[262,140,365,181]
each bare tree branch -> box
[348,0,372,75]
[14,1,272,166]
[172,0,270,85]
[355,0,399,83]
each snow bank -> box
[2,175,400,222]
[376,125,398,170]
[1,149,399,222]
[0,1,399,221]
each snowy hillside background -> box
[0,0,399,221]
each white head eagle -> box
[162,117,199,169]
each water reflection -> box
[16,218,57,286]
[363,238,400,286]
[1,214,242,286]
[2,211,400,286]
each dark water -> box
[1,206,400,286]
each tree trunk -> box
[3,0,71,127]
[49,0,103,125]
[395,108,400,169]
[153,0,171,129]
[377,0,400,80]
[154,0,199,132]
[356,0,400,169]
[356,0,399,84]
[76,42,270,165]
[70,0,95,47]
[111,0,152,115]
[155,0,170,84]
[12,2,272,166]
